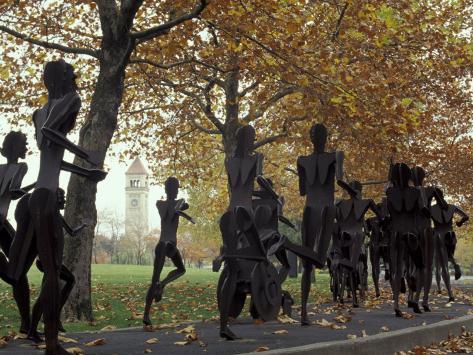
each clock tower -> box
[125,157,149,236]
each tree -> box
[0,0,208,321]
[122,0,472,217]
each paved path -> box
[2,289,472,355]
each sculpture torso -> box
[226,155,257,211]
[414,186,436,230]
[386,186,421,234]
[157,199,182,244]
[335,198,371,234]
[430,204,456,234]
[297,152,336,208]
[34,100,66,192]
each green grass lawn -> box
[0,264,330,335]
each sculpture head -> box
[349,180,363,199]
[43,59,77,99]
[411,166,425,187]
[234,125,256,157]
[310,123,327,153]
[165,176,179,200]
[1,131,27,163]
[390,162,411,188]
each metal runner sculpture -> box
[28,188,87,343]
[386,163,427,317]
[143,177,195,326]
[431,190,469,302]
[366,200,390,298]
[407,166,447,313]
[7,59,106,355]
[0,131,32,334]
[297,123,344,325]
[331,181,381,307]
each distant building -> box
[125,157,149,236]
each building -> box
[125,157,149,236]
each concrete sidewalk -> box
[1,291,472,354]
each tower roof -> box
[126,157,149,175]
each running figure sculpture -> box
[143,177,195,326]
[28,188,87,343]
[408,166,447,312]
[297,123,344,325]
[431,190,469,302]
[0,131,32,334]
[386,163,426,317]
[7,59,106,355]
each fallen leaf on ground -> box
[334,314,351,323]
[145,338,159,344]
[176,325,195,334]
[85,338,106,346]
[380,326,389,332]
[59,336,78,343]
[66,347,84,354]
[144,349,152,353]
[362,330,368,337]
[277,315,297,324]
[272,330,288,334]
[13,334,27,340]
[315,318,333,327]
[254,346,270,352]
[174,341,189,346]
[0,340,7,348]
[331,324,347,330]
[36,344,47,350]
[347,334,357,339]
[185,332,198,341]
[402,313,414,320]
[100,325,116,331]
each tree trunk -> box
[63,46,130,320]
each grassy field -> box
[0,264,330,336]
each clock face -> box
[131,199,139,207]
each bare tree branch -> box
[130,0,208,42]
[238,80,260,97]
[332,2,348,40]
[253,132,287,150]
[243,86,301,122]
[0,25,99,58]
[130,57,193,69]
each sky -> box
[1,124,165,232]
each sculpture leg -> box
[219,261,240,340]
[370,244,381,297]
[143,243,166,326]
[30,190,66,355]
[0,224,33,334]
[437,235,454,302]
[57,265,75,332]
[350,270,358,308]
[422,228,434,312]
[390,233,404,317]
[446,232,461,280]
[160,246,186,287]
[300,207,316,326]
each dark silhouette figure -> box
[431,190,468,302]
[7,59,106,355]
[0,131,32,334]
[407,166,447,313]
[216,125,258,340]
[331,181,381,307]
[28,188,86,343]
[297,123,344,325]
[366,199,390,298]
[143,177,194,326]
[386,163,426,317]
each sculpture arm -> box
[61,161,107,183]
[177,210,195,224]
[335,151,344,181]
[432,187,448,210]
[278,215,297,231]
[454,206,469,227]
[8,164,29,200]
[256,175,279,201]
[296,159,306,196]
[368,199,383,220]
